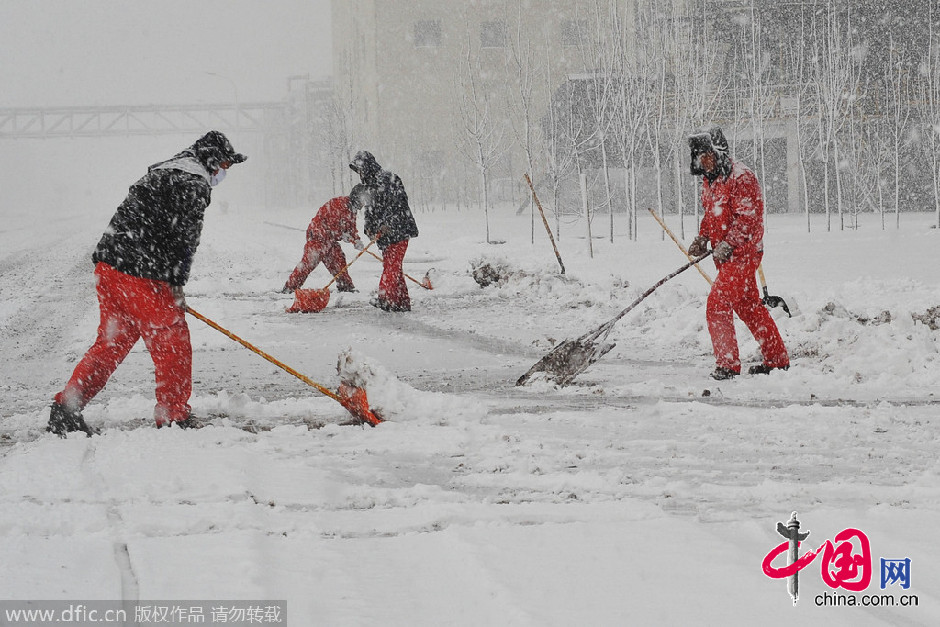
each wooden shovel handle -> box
[757,263,768,289]
[647,208,713,285]
[322,235,379,290]
[363,248,432,289]
[186,306,342,403]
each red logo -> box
[763,527,872,592]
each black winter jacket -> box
[92,156,211,286]
[352,152,418,250]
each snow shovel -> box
[186,307,382,426]
[363,248,433,290]
[516,251,713,387]
[758,264,792,317]
[288,235,379,313]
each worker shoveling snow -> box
[337,348,487,426]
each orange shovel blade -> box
[421,273,433,290]
[336,383,383,426]
[287,288,330,313]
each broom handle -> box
[648,208,713,285]
[186,306,342,403]
[363,248,431,289]
[322,235,379,290]
[524,173,565,275]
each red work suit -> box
[284,197,360,292]
[698,160,789,373]
[55,262,193,425]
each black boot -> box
[710,366,738,381]
[47,402,93,438]
[748,363,790,375]
[156,414,204,430]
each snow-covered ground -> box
[2,186,939,625]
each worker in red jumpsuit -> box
[281,190,364,293]
[687,126,789,380]
[49,130,247,436]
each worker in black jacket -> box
[48,131,246,436]
[350,150,419,312]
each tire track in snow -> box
[83,440,142,606]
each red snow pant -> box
[377,239,410,311]
[706,253,789,373]
[55,262,192,425]
[284,236,353,292]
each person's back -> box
[94,166,210,286]
[308,196,358,244]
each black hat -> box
[689,126,730,177]
[192,131,247,172]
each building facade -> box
[331,0,613,208]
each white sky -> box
[0,0,333,107]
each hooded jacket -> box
[92,132,245,286]
[350,151,418,249]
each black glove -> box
[714,240,733,262]
[688,235,709,258]
[279,284,294,294]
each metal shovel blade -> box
[516,328,616,387]
[762,287,792,317]
[287,288,330,313]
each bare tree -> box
[505,10,542,244]
[319,95,353,196]
[780,4,816,233]
[668,0,726,236]
[809,2,862,231]
[539,52,579,241]
[884,33,913,229]
[609,2,654,242]
[454,36,509,244]
[918,5,940,230]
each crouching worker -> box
[687,126,789,381]
[280,188,366,294]
[48,131,247,436]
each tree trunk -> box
[580,169,593,258]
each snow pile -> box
[337,347,486,426]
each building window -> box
[480,20,508,49]
[561,19,589,47]
[414,20,442,48]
